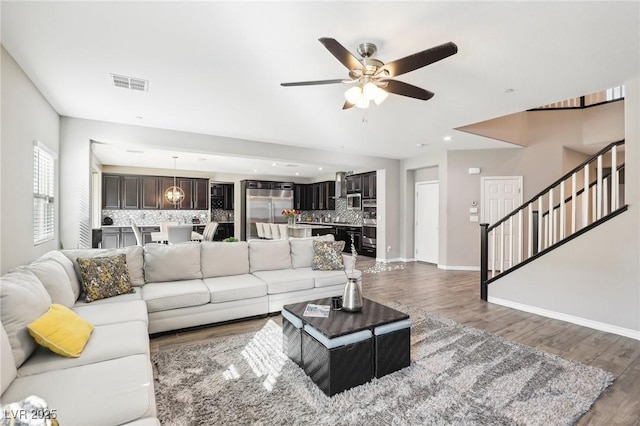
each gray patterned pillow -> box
[76,254,134,303]
[312,240,345,271]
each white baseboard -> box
[376,257,414,263]
[438,265,481,271]
[488,296,640,341]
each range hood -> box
[335,172,347,198]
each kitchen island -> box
[287,223,333,238]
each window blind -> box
[33,141,56,245]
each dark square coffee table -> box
[282,297,411,396]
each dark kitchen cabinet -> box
[223,184,234,210]
[178,178,193,210]
[102,175,121,209]
[122,176,140,209]
[121,229,137,247]
[294,184,310,210]
[346,175,362,193]
[318,181,335,210]
[140,176,159,209]
[193,179,209,210]
[361,172,377,199]
[101,228,120,249]
[211,185,224,197]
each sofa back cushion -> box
[0,270,52,368]
[144,242,202,283]
[201,241,249,278]
[38,250,81,300]
[1,323,17,394]
[290,234,335,269]
[62,246,145,287]
[249,239,291,273]
[21,259,75,307]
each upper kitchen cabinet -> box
[346,174,362,194]
[222,184,234,210]
[361,172,377,199]
[106,173,208,210]
[211,183,234,210]
[102,174,121,209]
[140,176,159,209]
[294,184,308,210]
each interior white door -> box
[415,181,439,264]
[481,176,522,270]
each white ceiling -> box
[2,1,638,177]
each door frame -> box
[480,176,523,224]
[414,180,439,264]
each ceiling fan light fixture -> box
[363,81,379,101]
[355,96,370,109]
[373,87,389,105]
[345,86,362,104]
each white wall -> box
[489,77,640,336]
[1,47,60,273]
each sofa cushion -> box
[1,324,17,394]
[201,241,249,278]
[252,269,314,294]
[77,254,135,303]
[28,304,95,358]
[141,280,210,313]
[73,300,148,326]
[73,287,143,306]
[294,267,356,288]
[249,239,291,273]
[38,250,82,300]
[2,354,156,426]
[290,234,334,269]
[0,270,52,368]
[20,258,75,307]
[203,275,267,303]
[312,240,346,271]
[143,243,202,283]
[18,321,149,377]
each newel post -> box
[480,223,489,301]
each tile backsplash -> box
[211,209,235,222]
[298,198,363,224]
[102,210,210,226]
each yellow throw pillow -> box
[28,304,95,357]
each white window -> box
[33,141,56,245]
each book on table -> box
[303,304,330,318]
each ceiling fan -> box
[281,38,458,109]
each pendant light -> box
[164,156,184,206]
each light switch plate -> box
[469,207,478,214]
[469,215,479,222]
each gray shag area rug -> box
[151,304,614,426]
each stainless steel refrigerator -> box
[242,188,293,240]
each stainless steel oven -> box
[362,199,377,253]
[362,199,376,225]
[362,224,376,249]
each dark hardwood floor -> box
[150,258,640,425]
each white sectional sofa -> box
[0,235,358,425]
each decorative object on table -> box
[331,296,342,310]
[191,216,200,224]
[222,237,239,242]
[365,262,406,274]
[102,216,113,225]
[152,309,614,425]
[282,209,300,226]
[342,237,362,312]
[164,156,185,205]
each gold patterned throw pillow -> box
[76,254,135,302]
[312,240,346,271]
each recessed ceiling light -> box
[295,172,300,176]
[135,116,143,120]
[318,167,323,171]
[198,158,206,162]
[416,143,426,147]
[253,169,258,173]
[443,136,452,142]
[272,163,277,166]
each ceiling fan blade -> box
[319,37,366,72]
[376,42,458,78]
[382,80,435,101]
[281,79,346,87]
[342,100,355,110]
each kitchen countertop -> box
[101,222,233,228]
[300,221,362,227]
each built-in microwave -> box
[346,193,362,210]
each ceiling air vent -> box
[110,74,149,92]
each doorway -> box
[415,181,439,264]
[480,176,523,269]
